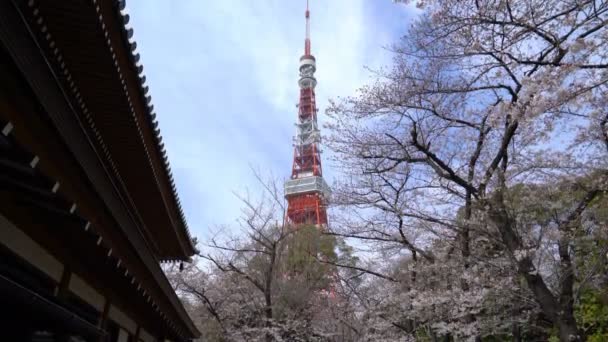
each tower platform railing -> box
[284,176,331,199]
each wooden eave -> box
[0,65,196,340]
[0,0,200,339]
[15,0,196,262]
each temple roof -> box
[0,0,201,339]
[22,0,196,261]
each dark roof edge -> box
[4,0,199,337]
[110,0,200,336]
[114,0,196,258]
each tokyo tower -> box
[284,0,330,227]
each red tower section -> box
[285,1,329,226]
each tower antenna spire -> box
[305,0,311,55]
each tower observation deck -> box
[285,0,330,226]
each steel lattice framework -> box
[284,1,329,226]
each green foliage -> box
[481,335,512,342]
[575,289,608,341]
[573,191,608,341]
[283,224,337,288]
[414,326,433,342]
[286,225,318,271]
[272,225,341,322]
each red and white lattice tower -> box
[285,0,330,227]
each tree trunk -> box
[487,195,583,342]
[557,316,582,342]
[264,248,276,342]
[512,323,521,342]
[264,292,273,342]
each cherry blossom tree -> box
[325,0,608,340]
[164,175,353,341]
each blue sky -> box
[126,0,416,238]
